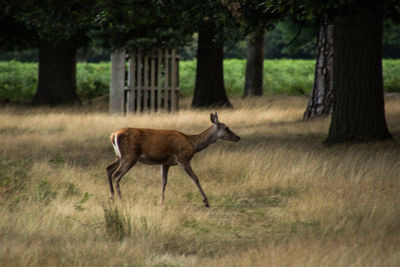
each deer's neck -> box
[189,126,218,153]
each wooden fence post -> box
[109,49,126,114]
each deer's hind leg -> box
[106,158,120,199]
[112,156,138,199]
[160,164,170,204]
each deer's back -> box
[113,128,194,162]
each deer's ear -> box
[210,112,219,124]
[214,112,219,122]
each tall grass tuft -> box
[103,203,131,241]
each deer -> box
[106,112,240,207]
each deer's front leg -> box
[180,162,210,207]
[161,164,170,204]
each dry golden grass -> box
[1,95,400,266]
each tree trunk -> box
[324,2,391,145]
[33,41,80,106]
[304,16,333,119]
[244,29,265,97]
[192,20,231,108]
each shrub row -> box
[0,61,110,102]
[182,59,316,96]
[1,59,400,102]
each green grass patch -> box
[35,180,58,204]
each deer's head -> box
[210,112,241,142]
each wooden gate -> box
[109,49,179,114]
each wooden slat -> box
[136,50,142,112]
[157,49,162,111]
[150,56,155,111]
[164,49,169,110]
[171,49,177,111]
[175,52,180,110]
[128,51,136,113]
[143,54,149,111]
[110,49,125,114]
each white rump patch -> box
[112,134,121,158]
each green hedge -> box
[0,61,110,102]
[1,59,400,102]
[0,61,37,102]
[181,59,400,96]
[381,59,400,93]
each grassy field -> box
[1,95,400,266]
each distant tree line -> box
[3,18,400,62]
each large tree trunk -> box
[244,29,265,97]
[192,20,231,108]
[33,41,80,106]
[304,16,333,119]
[324,2,391,145]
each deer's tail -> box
[110,133,121,158]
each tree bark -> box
[304,16,333,119]
[244,29,265,97]
[33,41,80,106]
[324,2,391,145]
[192,20,231,108]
